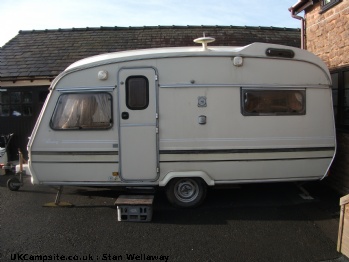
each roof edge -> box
[18,25,301,35]
[0,75,54,82]
[289,0,315,14]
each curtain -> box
[51,93,112,129]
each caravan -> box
[27,37,336,207]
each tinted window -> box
[126,76,149,110]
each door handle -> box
[121,112,129,120]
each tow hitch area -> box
[6,149,30,191]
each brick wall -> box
[305,0,349,195]
[306,1,349,70]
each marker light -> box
[98,70,108,80]
[233,56,243,67]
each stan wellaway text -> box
[10,253,170,261]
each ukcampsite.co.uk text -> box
[10,253,170,261]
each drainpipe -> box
[289,7,306,49]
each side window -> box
[50,93,112,130]
[0,91,10,116]
[22,92,33,116]
[242,89,306,116]
[126,76,149,110]
[0,90,33,117]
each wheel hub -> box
[174,179,199,203]
[179,184,194,196]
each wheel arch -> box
[159,171,215,187]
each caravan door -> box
[118,68,159,181]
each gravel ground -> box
[0,174,347,262]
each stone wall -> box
[306,1,349,70]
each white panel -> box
[31,163,118,182]
[120,126,157,180]
[159,158,332,182]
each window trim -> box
[320,0,342,14]
[50,92,113,131]
[241,88,306,116]
[125,76,149,110]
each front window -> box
[50,93,112,130]
[242,89,306,116]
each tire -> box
[7,177,21,191]
[166,177,207,208]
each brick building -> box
[290,0,349,193]
[0,26,300,160]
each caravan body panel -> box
[27,43,336,187]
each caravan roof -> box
[65,42,329,78]
[65,45,243,71]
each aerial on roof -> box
[0,25,300,81]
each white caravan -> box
[27,37,336,207]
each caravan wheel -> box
[7,177,21,191]
[166,178,207,208]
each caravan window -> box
[242,89,306,116]
[126,76,149,110]
[50,93,112,130]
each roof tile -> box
[0,25,300,80]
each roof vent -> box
[266,48,295,58]
[194,34,215,51]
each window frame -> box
[125,75,149,110]
[0,90,34,117]
[320,0,342,13]
[50,92,113,131]
[241,88,306,116]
